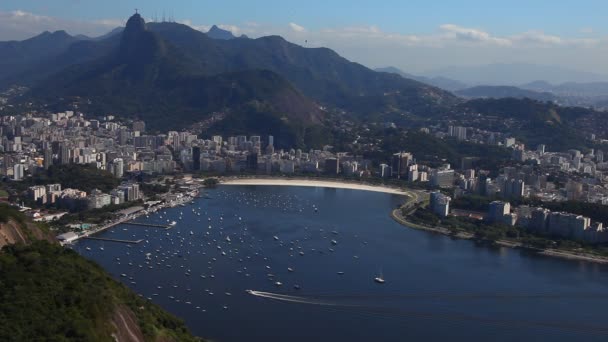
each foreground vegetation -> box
[0,241,201,341]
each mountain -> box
[375,66,468,91]
[0,30,84,83]
[455,85,558,102]
[30,14,322,147]
[425,63,608,85]
[94,26,124,40]
[0,203,201,341]
[143,23,457,117]
[459,97,594,150]
[206,25,237,40]
[14,14,455,132]
[521,81,608,98]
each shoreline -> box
[220,177,410,196]
[390,208,608,265]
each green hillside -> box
[0,241,202,341]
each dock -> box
[122,221,172,229]
[83,236,143,244]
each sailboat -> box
[374,269,385,284]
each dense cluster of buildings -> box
[486,201,607,243]
[28,182,141,211]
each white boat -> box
[226,236,231,242]
[85,247,91,251]
[169,221,177,226]
[190,231,194,235]
[374,270,385,284]
[274,281,283,286]
[331,239,338,245]
[273,236,279,241]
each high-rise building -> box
[430,169,454,188]
[112,158,124,178]
[488,201,511,223]
[380,164,391,178]
[448,126,467,141]
[430,191,451,217]
[44,148,53,169]
[59,143,70,165]
[192,146,201,171]
[392,152,413,178]
[13,164,24,181]
[268,135,274,147]
[246,153,258,171]
[324,158,339,175]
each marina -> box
[83,236,143,244]
[75,185,608,342]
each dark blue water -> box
[76,185,608,341]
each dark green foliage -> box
[140,182,170,197]
[371,130,511,170]
[460,98,593,151]
[0,203,26,224]
[0,241,201,341]
[202,178,219,188]
[41,164,120,193]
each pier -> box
[83,236,143,244]
[122,221,172,229]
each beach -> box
[221,177,409,196]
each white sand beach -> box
[221,178,408,196]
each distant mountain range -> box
[377,65,608,108]
[206,25,248,40]
[424,63,608,85]
[0,13,456,147]
[375,66,468,91]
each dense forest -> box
[0,241,201,341]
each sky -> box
[1,0,608,77]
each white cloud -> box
[289,22,306,33]
[218,24,241,35]
[439,24,512,46]
[0,10,122,40]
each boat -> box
[170,221,177,226]
[287,267,294,272]
[337,271,345,275]
[274,281,283,286]
[273,236,279,241]
[85,247,91,251]
[374,270,385,284]
[190,231,194,235]
[331,239,338,245]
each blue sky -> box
[1,0,607,76]
[1,0,606,35]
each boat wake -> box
[246,290,608,335]
[246,290,356,307]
